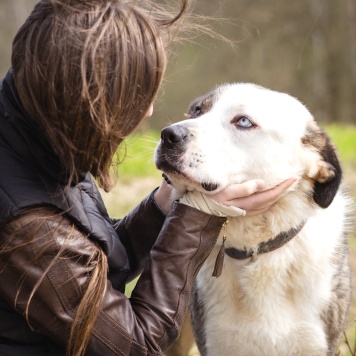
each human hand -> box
[210,177,298,216]
[154,178,173,215]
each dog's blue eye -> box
[236,116,253,128]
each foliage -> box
[153,0,356,128]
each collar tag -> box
[212,219,229,278]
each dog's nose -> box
[160,125,189,148]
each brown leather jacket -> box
[0,200,224,355]
[0,69,225,355]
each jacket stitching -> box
[93,329,127,356]
[28,217,85,318]
[45,219,82,305]
[95,311,148,353]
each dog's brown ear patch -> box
[186,87,222,119]
[302,124,342,208]
[314,162,336,184]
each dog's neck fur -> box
[221,178,315,250]
[224,221,306,261]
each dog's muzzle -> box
[155,125,189,174]
[156,124,220,192]
[160,125,190,149]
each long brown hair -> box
[9,0,191,355]
[12,0,189,192]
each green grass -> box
[324,124,356,169]
[115,130,160,179]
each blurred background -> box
[1,0,356,128]
[1,1,355,354]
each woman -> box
[0,1,296,355]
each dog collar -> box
[225,221,306,261]
[211,220,306,278]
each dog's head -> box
[155,84,342,208]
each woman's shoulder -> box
[1,207,99,256]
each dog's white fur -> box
[155,84,351,355]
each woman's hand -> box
[154,179,173,215]
[210,177,298,216]
[155,177,298,216]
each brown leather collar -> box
[224,221,306,260]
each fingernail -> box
[255,179,265,191]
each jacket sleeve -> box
[113,189,167,281]
[0,203,225,355]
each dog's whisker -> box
[138,137,160,144]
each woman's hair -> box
[12,0,189,192]
[9,1,191,355]
[1,208,108,356]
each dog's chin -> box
[162,172,221,194]
[201,182,219,192]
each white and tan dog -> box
[155,84,352,356]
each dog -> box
[155,83,352,356]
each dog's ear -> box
[302,124,342,208]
